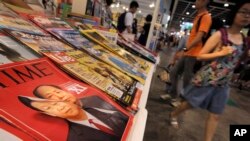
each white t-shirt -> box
[123,12,133,34]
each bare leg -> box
[171,101,192,118]
[204,113,220,141]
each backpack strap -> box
[219,28,229,46]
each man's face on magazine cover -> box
[31,101,81,118]
[36,85,78,104]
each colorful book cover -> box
[42,51,138,107]
[0,2,19,17]
[7,30,73,54]
[117,36,157,63]
[30,16,73,30]
[0,58,133,141]
[3,2,45,19]
[0,30,40,65]
[50,29,147,84]
[0,12,45,35]
[80,30,152,73]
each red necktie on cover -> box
[89,119,115,135]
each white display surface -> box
[127,56,160,141]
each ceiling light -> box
[182,17,184,20]
[126,8,128,11]
[149,3,155,8]
[111,4,115,8]
[186,12,190,15]
[116,3,120,7]
[138,10,141,13]
[224,3,229,7]
[192,5,195,8]
[222,19,226,23]
[123,6,126,10]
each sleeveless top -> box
[192,31,245,87]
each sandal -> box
[169,113,179,129]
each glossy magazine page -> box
[80,30,153,74]
[42,51,138,109]
[50,29,147,84]
[7,29,73,54]
[0,30,40,65]
[0,58,133,141]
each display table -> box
[127,55,160,141]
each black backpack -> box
[117,12,127,33]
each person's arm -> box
[3,0,32,9]
[197,31,234,61]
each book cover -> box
[42,51,138,108]
[30,16,73,30]
[3,2,45,19]
[50,29,147,84]
[0,12,45,35]
[0,30,40,65]
[7,30,73,54]
[117,36,157,63]
[0,58,133,141]
[80,30,152,74]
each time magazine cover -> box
[80,30,152,73]
[49,29,147,84]
[0,58,133,141]
[7,29,73,53]
[0,30,40,65]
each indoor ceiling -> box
[169,0,236,30]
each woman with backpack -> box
[169,1,250,141]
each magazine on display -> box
[6,29,73,54]
[0,30,40,65]
[50,29,147,84]
[80,30,152,74]
[42,50,139,109]
[3,2,45,19]
[0,58,133,141]
[0,11,46,35]
[117,36,157,63]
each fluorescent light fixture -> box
[186,12,190,15]
[149,2,155,8]
[224,3,229,7]
[192,5,195,8]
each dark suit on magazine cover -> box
[67,96,129,141]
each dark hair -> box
[145,14,152,22]
[33,84,62,98]
[18,96,42,112]
[105,0,113,7]
[130,1,139,9]
[226,0,250,26]
[247,28,250,37]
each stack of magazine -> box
[0,2,158,140]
